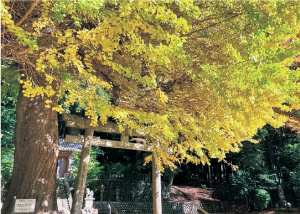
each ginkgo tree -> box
[1,0,300,213]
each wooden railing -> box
[139,174,151,182]
[99,174,124,180]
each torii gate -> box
[62,114,162,214]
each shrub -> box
[254,189,271,209]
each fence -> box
[89,180,153,202]
[99,174,151,182]
[93,201,221,214]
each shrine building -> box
[57,138,82,178]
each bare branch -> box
[15,46,67,55]
[15,0,40,27]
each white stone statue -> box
[86,188,94,199]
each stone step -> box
[56,179,71,213]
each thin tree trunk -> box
[207,164,212,187]
[226,162,230,184]
[2,73,59,214]
[213,159,218,184]
[167,171,174,192]
[219,162,223,183]
[245,194,248,209]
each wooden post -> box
[10,196,16,214]
[34,196,38,214]
[152,154,162,214]
[108,203,111,214]
[71,128,94,214]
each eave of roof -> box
[59,138,82,152]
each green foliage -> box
[1,61,19,186]
[1,145,14,186]
[70,146,151,188]
[98,149,150,182]
[228,124,300,206]
[1,98,16,185]
[1,98,17,148]
[229,170,256,200]
[104,162,141,181]
[254,189,271,209]
[1,61,19,102]
[282,143,300,199]
[71,147,104,186]
[228,141,265,172]
[163,167,181,180]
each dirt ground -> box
[164,185,300,214]
[167,185,224,203]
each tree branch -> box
[16,46,67,55]
[15,0,40,27]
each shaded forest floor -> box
[164,184,300,213]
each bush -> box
[228,170,254,200]
[254,189,271,209]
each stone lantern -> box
[116,186,120,201]
[100,184,105,201]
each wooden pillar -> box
[71,128,94,214]
[152,154,162,214]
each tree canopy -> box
[2,0,300,170]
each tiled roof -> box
[59,138,82,152]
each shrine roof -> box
[59,138,82,152]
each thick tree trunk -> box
[2,74,59,214]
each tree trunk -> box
[219,162,223,183]
[166,171,174,192]
[213,159,218,184]
[207,164,212,187]
[2,74,59,214]
[226,163,230,184]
